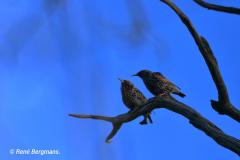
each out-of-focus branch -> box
[69,96,240,156]
[160,0,240,122]
[193,0,240,15]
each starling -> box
[133,70,186,98]
[119,78,153,125]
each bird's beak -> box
[132,73,138,77]
[118,78,123,82]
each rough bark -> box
[69,96,240,156]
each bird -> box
[119,78,153,125]
[133,70,186,98]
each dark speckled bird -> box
[119,79,153,125]
[133,70,186,98]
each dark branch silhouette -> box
[160,0,240,122]
[193,0,240,15]
[69,96,240,156]
[69,0,240,156]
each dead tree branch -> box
[160,0,240,122]
[193,0,240,15]
[70,0,240,156]
[69,96,240,156]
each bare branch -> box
[68,114,122,142]
[105,123,122,143]
[69,96,240,156]
[160,0,240,122]
[193,0,240,15]
[69,0,240,156]
[68,114,114,122]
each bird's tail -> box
[174,91,186,98]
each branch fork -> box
[69,96,240,156]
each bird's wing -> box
[154,72,181,90]
[132,88,147,103]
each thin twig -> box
[193,0,240,15]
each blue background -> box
[0,0,239,159]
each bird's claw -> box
[139,120,148,125]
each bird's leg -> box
[139,115,148,125]
[147,113,153,124]
[128,108,148,125]
[139,119,147,125]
